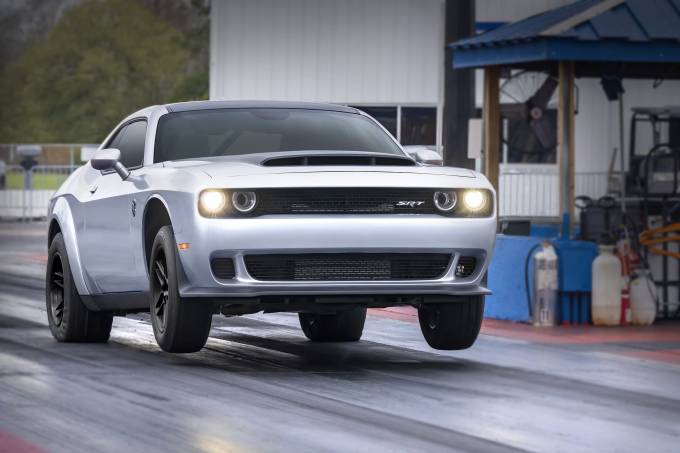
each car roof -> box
[164,100,360,114]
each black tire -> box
[149,225,212,353]
[46,233,112,342]
[299,307,366,342]
[418,297,484,350]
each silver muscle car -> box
[46,101,496,353]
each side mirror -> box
[403,146,443,166]
[415,149,443,166]
[91,148,130,180]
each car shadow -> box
[204,328,481,375]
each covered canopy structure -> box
[450,0,680,231]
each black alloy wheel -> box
[49,253,65,327]
[148,225,212,353]
[46,232,113,342]
[151,250,169,334]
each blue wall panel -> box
[485,235,544,322]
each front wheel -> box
[418,296,484,350]
[299,307,366,342]
[149,226,212,353]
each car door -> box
[80,120,148,294]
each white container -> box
[592,245,622,326]
[533,242,558,327]
[630,269,657,326]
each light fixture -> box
[433,191,457,212]
[231,191,257,213]
[199,190,227,215]
[462,190,487,212]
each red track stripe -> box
[0,430,44,453]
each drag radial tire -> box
[149,226,212,353]
[46,233,113,342]
[418,296,485,350]
[299,307,367,342]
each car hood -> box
[162,151,477,179]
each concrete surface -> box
[0,221,679,453]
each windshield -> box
[154,108,403,162]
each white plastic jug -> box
[592,245,622,326]
[533,242,558,327]
[630,269,657,326]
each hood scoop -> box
[262,154,416,167]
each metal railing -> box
[0,165,79,220]
[499,164,613,218]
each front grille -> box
[253,188,437,215]
[455,256,476,278]
[244,253,452,281]
[211,258,236,279]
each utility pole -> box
[443,0,476,168]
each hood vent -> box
[262,155,416,167]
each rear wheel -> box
[418,296,484,350]
[46,233,112,342]
[149,225,212,353]
[299,307,366,342]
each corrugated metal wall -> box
[499,165,612,218]
[476,0,573,22]
[210,0,444,105]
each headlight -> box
[199,190,227,216]
[462,189,487,212]
[433,191,457,212]
[231,191,257,213]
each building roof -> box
[165,100,359,114]
[450,0,680,77]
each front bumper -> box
[174,215,496,299]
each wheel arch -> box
[49,196,92,297]
[143,195,173,271]
[47,218,61,248]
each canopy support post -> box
[483,66,500,191]
[558,61,575,238]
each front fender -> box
[50,196,93,299]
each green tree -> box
[0,0,207,143]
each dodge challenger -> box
[46,101,496,353]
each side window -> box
[107,126,126,151]
[116,120,147,168]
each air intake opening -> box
[262,155,415,167]
[244,253,451,281]
[211,258,236,279]
[455,256,476,278]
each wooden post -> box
[558,61,575,235]
[483,66,500,190]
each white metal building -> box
[210,0,680,216]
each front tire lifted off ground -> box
[418,296,484,350]
[299,307,367,342]
[149,225,212,353]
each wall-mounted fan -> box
[500,71,559,162]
